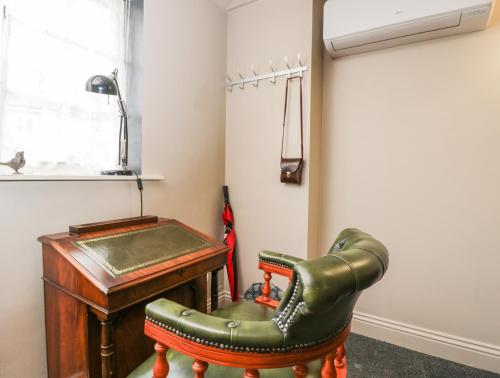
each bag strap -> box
[281,76,304,159]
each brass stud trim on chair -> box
[145,316,351,354]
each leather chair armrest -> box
[255,251,301,308]
[145,299,283,349]
[259,250,303,270]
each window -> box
[0,0,142,175]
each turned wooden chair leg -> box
[261,271,272,302]
[334,344,346,368]
[321,351,337,378]
[153,342,169,378]
[243,368,260,378]
[293,363,308,378]
[192,359,208,378]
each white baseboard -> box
[211,294,500,374]
[352,311,500,374]
[207,290,233,311]
[221,290,233,304]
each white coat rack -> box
[226,54,308,92]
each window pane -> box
[0,0,128,173]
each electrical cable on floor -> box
[134,172,144,216]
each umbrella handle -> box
[223,186,230,204]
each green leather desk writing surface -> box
[74,223,212,277]
[40,217,227,292]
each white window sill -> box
[0,174,164,182]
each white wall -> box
[142,0,227,238]
[0,1,227,376]
[225,0,322,292]
[320,8,500,373]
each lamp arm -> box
[111,70,128,118]
[111,69,129,169]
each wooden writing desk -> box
[39,216,228,378]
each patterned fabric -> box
[243,282,283,301]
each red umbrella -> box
[222,186,238,301]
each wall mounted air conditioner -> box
[324,0,495,58]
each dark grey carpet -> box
[345,333,499,378]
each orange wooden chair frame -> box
[144,261,349,378]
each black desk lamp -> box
[86,69,133,175]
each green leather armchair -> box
[128,229,389,378]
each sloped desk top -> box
[74,223,212,277]
[38,216,228,301]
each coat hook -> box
[251,64,258,87]
[297,53,304,77]
[269,59,276,84]
[226,75,233,92]
[284,56,291,78]
[285,55,291,69]
[238,73,245,89]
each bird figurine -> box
[0,151,26,174]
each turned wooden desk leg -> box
[243,368,260,378]
[321,351,337,378]
[100,319,115,378]
[261,271,272,302]
[335,344,346,368]
[192,359,208,378]
[153,343,169,378]
[211,269,220,312]
[293,364,308,378]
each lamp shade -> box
[85,75,117,95]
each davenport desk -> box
[38,216,228,378]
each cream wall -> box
[142,0,227,237]
[321,8,500,373]
[0,1,227,377]
[225,0,322,292]
[226,0,500,372]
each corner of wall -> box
[306,0,325,259]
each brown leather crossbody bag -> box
[280,76,304,184]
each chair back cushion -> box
[274,229,388,346]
